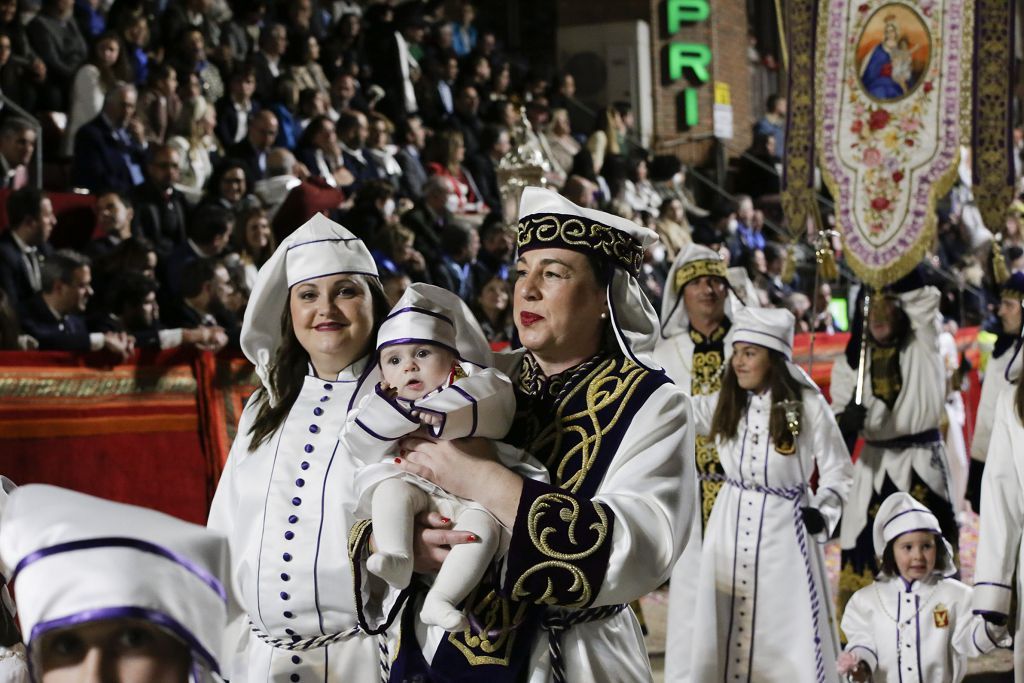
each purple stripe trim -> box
[348,355,376,413]
[289,269,380,287]
[373,383,419,422]
[882,508,940,532]
[382,306,455,326]
[376,338,461,360]
[286,237,362,250]
[13,538,225,603]
[255,428,285,627]
[748,492,768,680]
[448,384,478,437]
[731,327,792,359]
[974,581,1012,589]
[410,404,448,439]
[914,594,922,680]
[896,596,904,683]
[313,440,342,636]
[29,605,220,675]
[354,418,393,442]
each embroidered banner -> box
[817,1,973,289]
[971,0,1016,235]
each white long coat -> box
[689,388,852,683]
[208,359,393,682]
[831,287,948,550]
[972,385,1024,681]
[842,575,1004,682]
[970,344,1014,462]
[356,351,698,682]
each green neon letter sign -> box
[666,0,710,34]
[667,43,711,83]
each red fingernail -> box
[394,457,402,464]
[440,517,450,524]
[467,534,477,541]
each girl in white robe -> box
[972,378,1024,681]
[207,213,397,682]
[689,307,852,683]
[839,493,1008,682]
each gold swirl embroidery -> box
[517,213,644,276]
[691,350,724,396]
[695,434,724,531]
[447,588,530,665]
[511,560,592,608]
[347,519,372,563]
[526,493,610,561]
[674,259,727,292]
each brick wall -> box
[557,0,756,168]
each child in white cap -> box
[838,491,1009,682]
[343,283,542,632]
[0,485,232,683]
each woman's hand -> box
[411,511,475,573]
[397,432,524,528]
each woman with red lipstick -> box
[351,187,698,682]
[208,212,407,683]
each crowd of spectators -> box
[0,0,1014,359]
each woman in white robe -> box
[207,213,396,682]
[350,187,698,682]
[972,379,1024,681]
[689,307,852,683]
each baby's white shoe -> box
[420,594,468,632]
[366,552,413,589]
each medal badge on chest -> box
[933,603,949,628]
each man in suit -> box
[337,109,377,192]
[227,110,279,181]
[18,249,131,358]
[447,84,482,157]
[214,65,260,147]
[161,257,240,349]
[430,221,480,302]
[375,4,426,124]
[85,191,134,261]
[395,115,429,200]
[251,22,287,104]
[0,187,56,306]
[400,175,455,263]
[132,144,189,258]
[0,118,36,190]
[71,83,147,195]
[159,206,234,300]
[465,123,509,212]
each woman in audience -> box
[423,128,487,214]
[471,274,513,344]
[168,97,222,204]
[138,62,180,144]
[230,205,276,291]
[64,31,133,156]
[287,34,331,98]
[543,107,580,179]
[199,158,256,215]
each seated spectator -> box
[336,108,377,191]
[471,273,512,344]
[228,205,275,291]
[168,28,223,104]
[650,155,709,218]
[417,53,458,129]
[297,86,331,131]
[320,11,363,81]
[395,114,429,199]
[0,0,47,112]
[26,0,88,111]
[0,118,36,190]
[623,156,661,217]
[401,175,455,261]
[424,128,487,214]
[161,257,240,349]
[99,271,228,351]
[252,22,288,104]
[286,34,330,99]
[132,144,189,257]
[328,72,368,116]
[253,147,305,219]
[95,235,159,285]
[655,197,692,262]
[138,62,181,144]
[220,0,266,68]
[0,188,56,306]
[543,107,580,181]
[812,282,838,334]
[365,112,403,191]
[160,205,234,298]
[118,12,150,87]
[465,123,508,212]
[380,269,412,306]
[168,97,222,204]
[65,31,133,156]
[198,158,256,214]
[475,215,513,281]
[431,220,479,301]
[753,94,786,157]
[731,194,765,261]
[447,83,482,157]
[0,286,35,349]
[450,1,478,57]
[762,241,794,306]
[549,72,593,140]
[227,110,279,180]
[19,250,131,359]
[376,4,425,123]
[160,0,220,64]
[215,64,259,147]
[371,222,431,284]
[295,115,353,188]
[343,179,395,243]
[71,82,147,195]
[560,174,598,209]
[268,78,301,150]
[86,190,134,261]
[586,106,626,176]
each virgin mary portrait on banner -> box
[858,8,929,101]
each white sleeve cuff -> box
[159,328,183,349]
[88,332,104,351]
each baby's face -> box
[379,343,456,400]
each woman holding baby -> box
[211,186,697,683]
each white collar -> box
[306,356,369,382]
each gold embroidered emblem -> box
[446,586,530,665]
[933,604,949,628]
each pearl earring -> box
[600,312,608,320]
